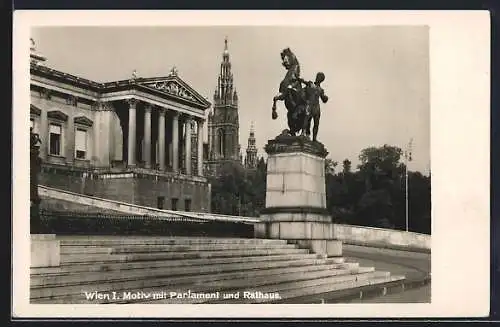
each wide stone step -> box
[32,272,404,304]
[60,247,311,264]
[31,258,355,288]
[31,262,360,300]
[33,256,337,281]
[60,246,113,255]
[59,243,298,255]
[132,268,378,304]
[197,264,368,292]
[58,237,287,246]
[110,243,296,253]
[213,272,405,304]
[250,269,390,303]
[32,253,341,275]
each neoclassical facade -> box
[30,45,212,212]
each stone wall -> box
[39,166,211,212]
[332,223,431,252]
[40,196,123,214]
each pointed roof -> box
[223,36,229,56]
[137,74,211,109]
[99,71,211,109]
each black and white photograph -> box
[13,10,489,318]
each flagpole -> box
[405,138,413,232]
[405,156,409,232]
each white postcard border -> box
[12,10,491,318]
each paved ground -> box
[348,284,431,303]
[341,244,431,303]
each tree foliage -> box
[209,158,266,217]
[209,145,431,234]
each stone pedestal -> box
[255,133,342,257]
[31,234,60,268]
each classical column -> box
[127,99,137,166]
[184,116,192,175]
[39,109,48,160]
[143,104,152,168]
[172,111,179,172]
[158,108,166,171]
[66,112,75,165]
[197,119,204,176]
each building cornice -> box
[30,65,212,112]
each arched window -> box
[218,129,225,157]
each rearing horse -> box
[272,48,308,136]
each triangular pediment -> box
[140,76,211,109]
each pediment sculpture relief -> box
[149,81,196,102]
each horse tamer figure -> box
[301,72,329,142]
[271,48,329,142]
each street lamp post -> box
[404,138,413,232]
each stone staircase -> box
[30,236,405,304]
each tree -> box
[324,158,338,176]
[358,145,403,191]
[209,161,248,215]
[209,156,267,217]
[351,144,430,233]
[355,189,394,228]
[342,159,352,175]
[407,171,431,234]
[252,157,267,214]
[209,145,431,234]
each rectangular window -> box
[171,198,178,211]
[49,124,62,156]
[184,199,191,212]
[157,196,165,209]
[75,128,87,159]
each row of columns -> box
[126,99,204,176]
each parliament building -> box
[30,38,258,213]
[30,40,212,212]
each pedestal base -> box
[259,134,342,257]
[30,234,60,268]
[254,217,343,257]
[290,239,343,257]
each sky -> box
[32,26,430,173]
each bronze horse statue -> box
[272,48,329,142]
[271,48,309,136]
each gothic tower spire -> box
[206,37,241,175]
[215,36,236,106]
[245,121,258,169]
